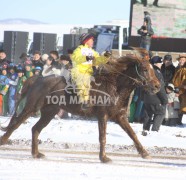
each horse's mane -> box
[99,47,150,75]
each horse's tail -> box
[0,76,40,132]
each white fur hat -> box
[42,54,49,61]
[167,83,174,90]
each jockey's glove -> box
[86,56,94,61]
[104,51,112,58]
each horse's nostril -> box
[142,81,147,86]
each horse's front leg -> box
[116,110,151,159]
[98,114,111,163]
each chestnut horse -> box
[0,49,160,163]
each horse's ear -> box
[130,47,150,61]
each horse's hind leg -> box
[0,109,33,145]
[117,112,151,159]
[32,105,60,158]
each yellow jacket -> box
[71,44,108,74]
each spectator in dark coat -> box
[142,56,168,135]
[32,51,44,69]
[161,54,175,86]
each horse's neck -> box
[117,67,136,85]
[95,73,117,86]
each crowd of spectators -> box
[130,52,186,136]
[0,49,72,118]
[134,10,186,135]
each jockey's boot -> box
[92,66,97,76]
[81,100,92,110]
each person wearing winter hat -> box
[0,50,11,67]
[19,52,27,60]
[0,62,9,72]
[18,52,30,68]
[15,67,27,116]
[34,66,42,76]
[150,56,163,65]
[164,83,180,126]
[161,54,175,86]
[59,55,72,82]
[32,50,43,69]
[16,68,24,74]
[59,55,72,66]
[172,54,186,125]
[24,62,33,78]
[166,83,175,91]
[41,54,49,62]
[7,63,18,116]
[71,33,111,109]
[0,68,9,116]
[175,53,186,71]
[142,55,168,135]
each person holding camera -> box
[137,12,154,51]
[71,33,111,109]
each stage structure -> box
[129,0,186,52]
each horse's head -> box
[133,56,160,94]
[103,48,160,94]
[124,48,160,94]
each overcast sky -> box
[1,0,131,24]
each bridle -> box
[134,64,150,87]
[94,61,151,87]
[117,63,150,87]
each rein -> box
[98,63,147,86]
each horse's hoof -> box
[143,155,152,159]
[0,137,7,145]
[33,152,45,159]
[100,156,112,163]
[141,151,152,159]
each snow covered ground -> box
[0,115,186,180]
